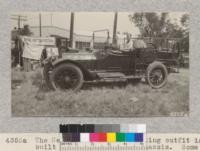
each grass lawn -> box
[12,67,189,117]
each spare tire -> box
[146,61,168,88]
[50,63,84,91]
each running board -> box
[96,72,126,78]
[84,75,143,83]
[84,78,127,83]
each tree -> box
[181,14,189,30]
[129,13,169,38]
[129,13,189,52]
[180,14,189,52]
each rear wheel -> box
[146,61,168,88]
[50,63,83,91]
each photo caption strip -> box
[1,133,200,151]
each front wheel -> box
[146,61,168,89]
[50,63,84,91]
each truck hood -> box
[61,52,97,61]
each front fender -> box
[51,59,94,81]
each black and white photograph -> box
[11,12,189,117]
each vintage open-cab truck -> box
[42,36,180,91]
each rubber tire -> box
[146,61,168,89]
[50,63,84,91]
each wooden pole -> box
[112,12,118,45]
[39,13,42,37]
[18,16,20,29]
[69,12,74,48]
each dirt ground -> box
[11,67,189,117]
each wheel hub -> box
[150,69,164,85]
[64,76,71,82]
[154,71,162,79]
